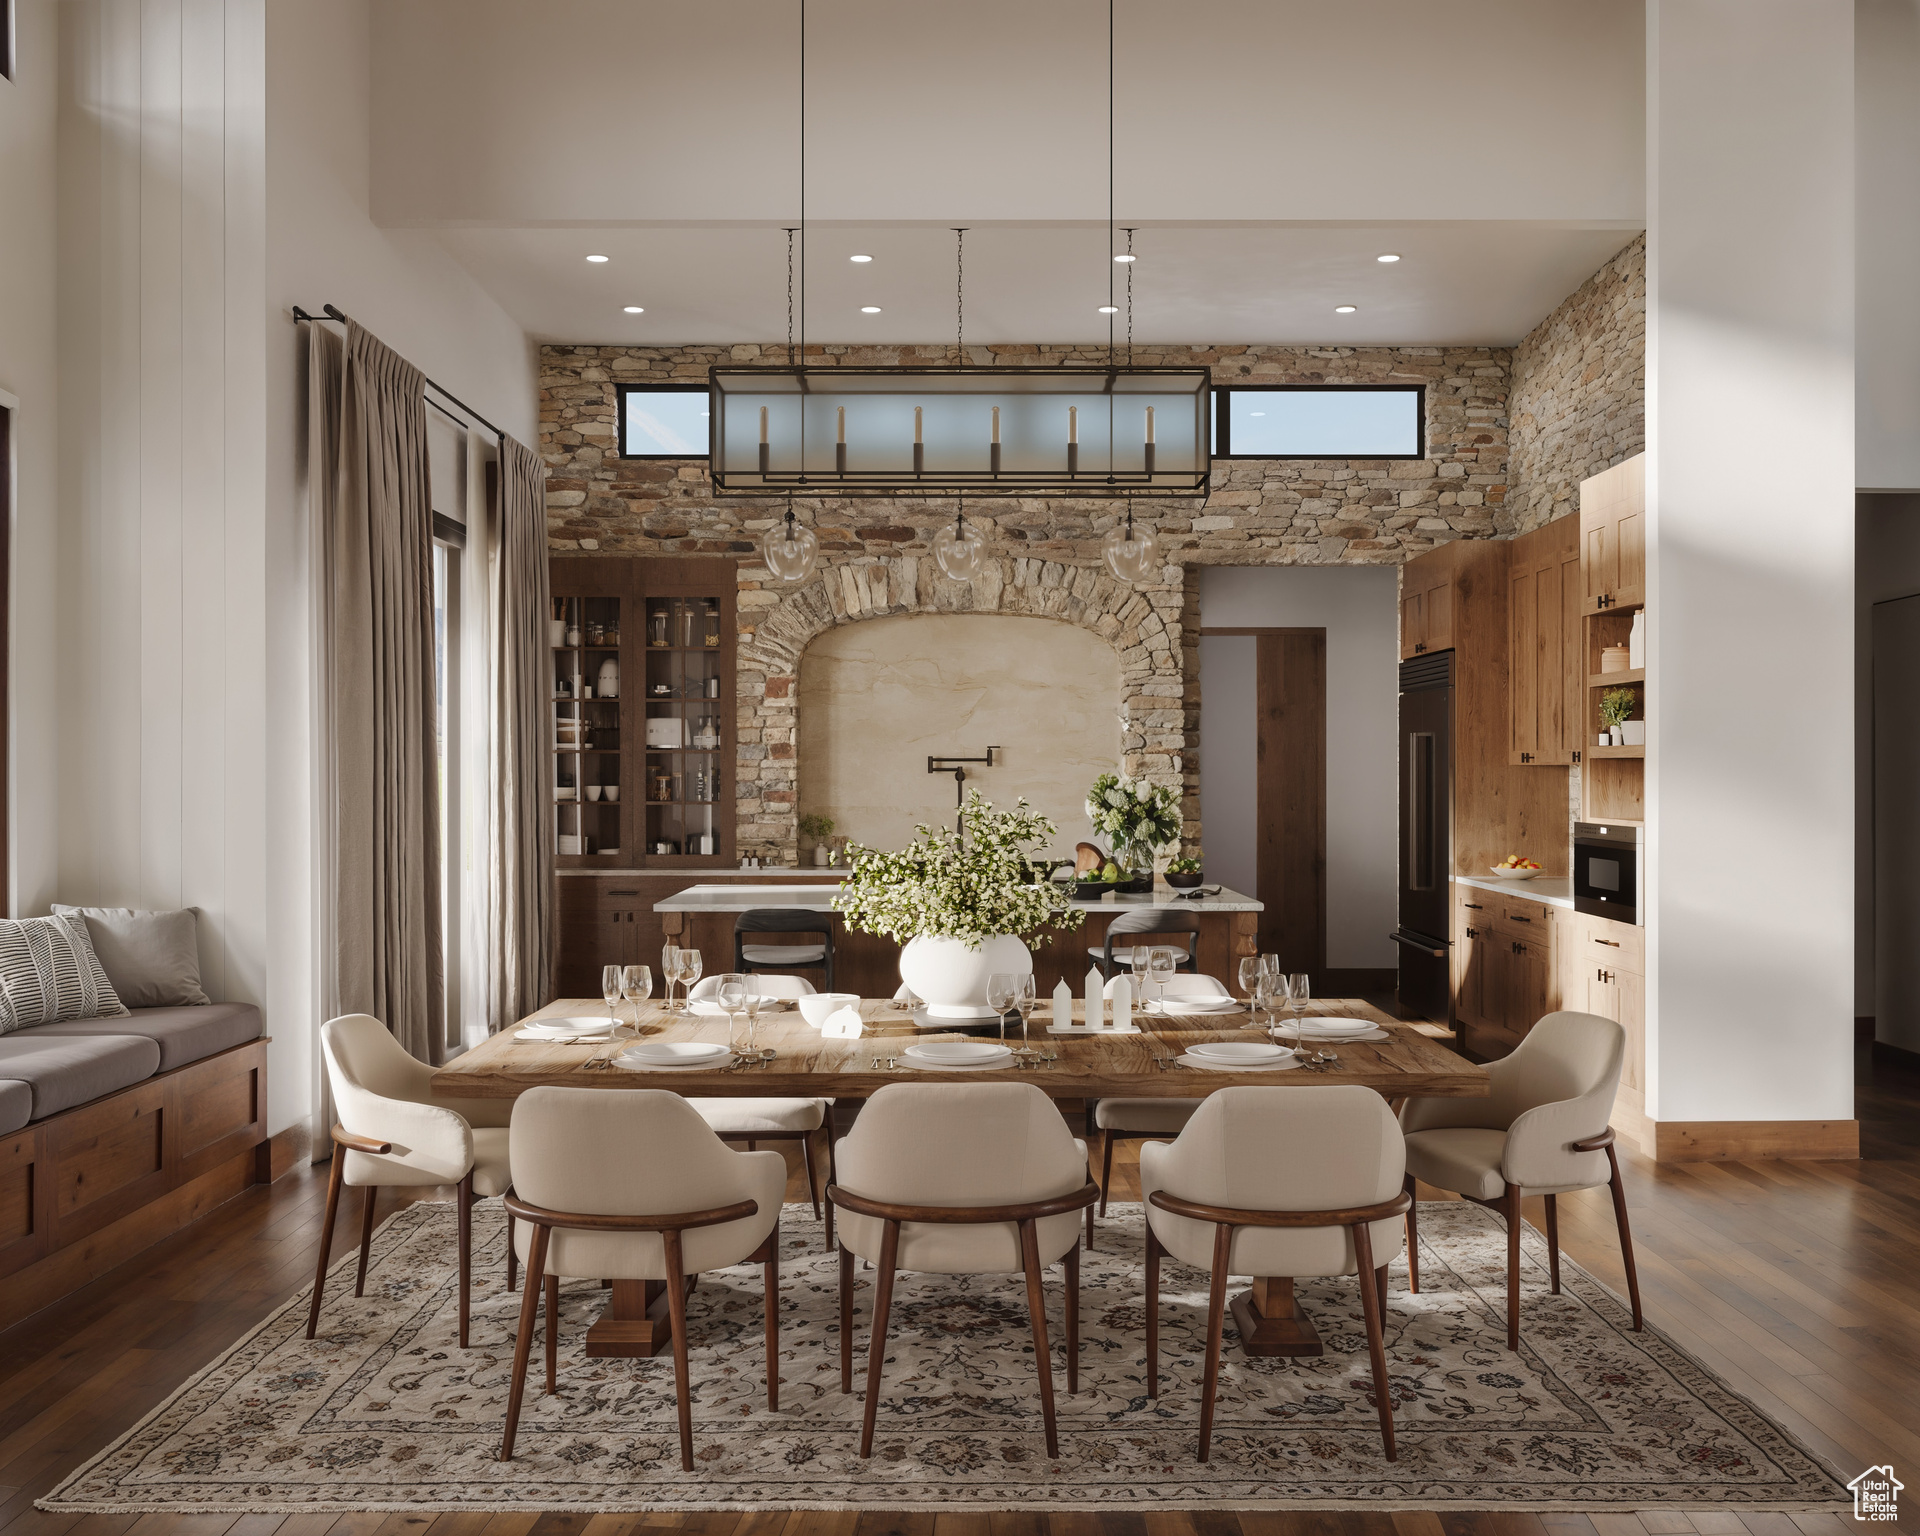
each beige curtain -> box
[310,321,445,1064]
[488,436,555,1027]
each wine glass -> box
[1125,945,1150,1003]
[1145,946,1176,1019]
[716,973,750,1054]
[660,945,681,1012]
[678,948,704,1009]
[1286,972,1311,1043]
[621,965,652,1033]
[1238,955,1265,1029]
[986,972,1022,1046]
[1261,971,1290,1045]
[741,987,766,1058]
[1011,974,1040,1055]
[601,965,623,1031]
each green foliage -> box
[833,790,1085,949]
[1600,687,1638,729]
[798,813,836,842]
[1084,772,1182,857]
[1167,853,1203,874]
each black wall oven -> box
[1573,821,1642,925]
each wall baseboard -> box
[1652,1119,1860,1163]
[260,1122,312,1182]
[1871,1039,1920,1073]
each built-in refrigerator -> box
[1393,651,1453,1021]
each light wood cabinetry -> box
[1507,516,1584,767]
[1452,885,1559,1059]
[1399,548,1457,659]
[1557,908,1647,1124]
[1579,454,1645,614]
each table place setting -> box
[1174,1038,1303,1072]
[514,1016,619,1042]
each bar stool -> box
[1089,907,1201,979]
[734,908,836,992]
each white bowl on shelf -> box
[1488,865,1541,880]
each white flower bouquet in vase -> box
[834,791,1084,1020]
[1085,771,1182,893]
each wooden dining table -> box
[432,994,1487,1363]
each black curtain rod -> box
[293,303,508,442]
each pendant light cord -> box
[1107,0,1115,366]
[954,227,968,363]
[798,0,806,361]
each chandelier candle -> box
[758,405,770,474]
[990,405,1001,475]
[1144,405,1156,475]
[1068,405,1079,475]
[836,405,846,474]
[913,405,924,475]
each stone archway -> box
[734,554,1186,862]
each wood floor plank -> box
[1633,1517,1695,1535]
[1677,1519,1745,1536]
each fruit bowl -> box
[1489,865,1541,881]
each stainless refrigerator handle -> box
[1388,931,1447,958]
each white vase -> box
[1620,720,1646,746]
[596,656,620,698]
[813,844,830,866]
[899,934,1033,1019]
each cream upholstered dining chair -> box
[1079,972,1232,1246]
[499,1086,785,1470]
[308,1014,514,1349]
[1140,1085,1409,1462]
[1397,1010,1642,1352]
[829,1082,1099,1459]
[685,972,835,1242]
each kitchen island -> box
[654,881,1263,997]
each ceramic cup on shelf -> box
[586,785,602,801]
[549,619,566,648]
[604,786,620,803]
[565,625,582,647]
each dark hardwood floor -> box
[0,1047,1911,1536]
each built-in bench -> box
[0,1005,269,1329]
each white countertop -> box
[1452,874,1575,910]
[557,867,836,878]
[655,882,1263,914]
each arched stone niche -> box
[736,554,1184,861]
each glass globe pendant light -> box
[762,498,819,584]
[1103,499,1159,583]
[932,497,987,582]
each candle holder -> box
[758,443,770,474]
[990,443,1001,475]
[1067,443,1079,475]
[835,443,847,474]
[913,443,925,475]
[1144,443,1156,475]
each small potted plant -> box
[799,813,837,867]
[1165,852,1204,890]
[1599,687,1637,747]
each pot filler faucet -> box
[928,747,1001,834]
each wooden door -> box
[1254,630,1327,978]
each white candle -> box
[1068,405,1078,445]
[1111,975,1132,1031]
[1145,405,1155,445]
[836,405,846,444]
[914,406,923,445]
[759,405,768,444]
[1053,977,1074,1029]
[991,405,1000,445]
[1084,966,1103,1031]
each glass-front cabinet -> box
[549,557,735,869]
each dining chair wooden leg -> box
[1605,1143,1645,1330]
[838,1242,854,1394]
[1145,1221,1161,1399]
[544,1274,560,1394]
[1017,1217,1060,1459]
[1064,1238,1080,1396]
[1197,1220,1233,1464]
[763,1216,781,1411]
[1098,1132,1117,1218]
[1403,1174,1420,1294]
[857,1220,901,1459]
[1544,1192,1561,1295]
[1504,1182,1522,1351]
[801,1132,822,1223]
[1353,1220,1397,1461]
[498,1223,549,1461]
[354,1184,379,1298]
[457,1172,474,1349]
[305,1148,347,1339]
[662,1229,696,1472]
[1376,1259,1389,1317]
[824,1125,839,1250]
[505,1213,518,1293]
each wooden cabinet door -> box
[1582,516,1616,614]
[1454,909,1487,1031]
[1400,585,1426,660]
[1506,934,1555,1038]
[1579,453,1645,614]
[1614,503,1645,610]
[555,880,640,999]
[1559,541,1586,761]
[1508,563,1539,764]
[1508,524,1575,766]
[1424,574,1454,652]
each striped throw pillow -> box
[0,914,130,1034]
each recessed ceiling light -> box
[1334,305,1357,314]
[850,254,873,263]
[623,306,645,314]
[860,306,882,313]
[585,254,610,263]
[1098,305,1119,314]
[1376,253,1401,263]
[1113,253,1136,263]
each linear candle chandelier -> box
[714,0,1210,502]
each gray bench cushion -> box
[0,1033,160,1121]
[23,1002,263,1073]
[0,1080,30,1136]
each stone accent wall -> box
[1508,236,1646,535]
[542,342,1511,862]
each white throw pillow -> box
[0,913,130,1033]
[51,904,211,1009]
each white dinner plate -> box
[622,1040,731,1066]
[1178,1051,1302,1072]
[611,1049,735,1073]
[1187,1039,1292,1063]
[900,1055,1015,1072]
[516,1017,617,1041]
[905,1040,1013,1066]
[1046,1023,1140,1035]
[1285,1017,1380,1035]
[1148,997,1240,1014]
[1286,1026,1391,1043]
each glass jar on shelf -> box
[650,768,673,803]
[677,601,696,649]
[703,600,721,648]
[649,607,670,648]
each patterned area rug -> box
[41,1200,1848,1514]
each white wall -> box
[0,0,61,918]
[1645,0,1856,1125]
[1198,566,1400,972]
[1856,0,1920,491]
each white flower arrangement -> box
[1084,770,1181,859]
[833,790,1085,949]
